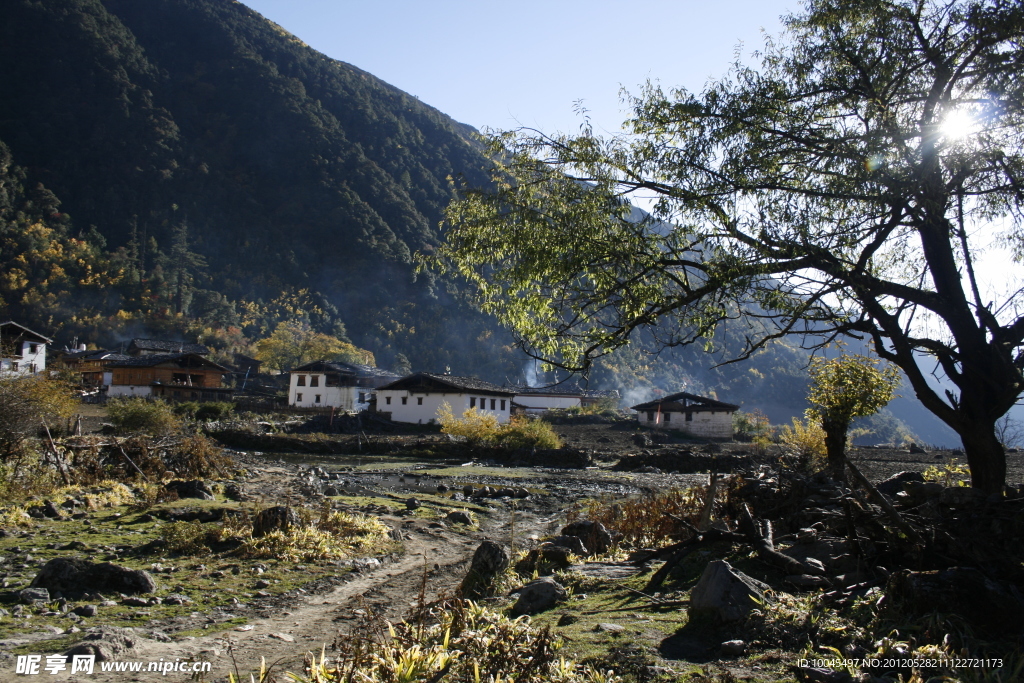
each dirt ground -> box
[7,414,1022,682]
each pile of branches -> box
[634,461,1024,637]
[47,433,232,485]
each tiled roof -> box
[104,353,229,371]
[0,321,53,344]
[378,372,517,396]
[290,360,399,379]
[631,391,739,412]
[128,338,209,355]
[508,385,621,398]
[62,350,131,362]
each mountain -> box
[0,0,960,445]
[0,0,515,376]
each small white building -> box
[631,392,739,439]
[288,361,399,411]
[376,372,517,424]
[511,386,620,414]
[0,321,51,376]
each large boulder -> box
[31,558,157,599]
[689,560,770,623]
[64,626,140,662]
[561,520,613,556]
[515,543,575,575]
[459,541,510,599]
[252,506,301,537]
[511,577,569,616]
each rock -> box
[445,511,473,526]
[689,560,770,622]
[875,471,925,497]
[721,639,746,656]
[254,579,270,589]
[43,500,65,518]
[31,558,157,598]
[387,526,404,541]
[436,484,449,493]
[323,486,340,497]
[224,483,248,501]
[595,622,625,633]
[636,465,662,474]
[557,614,579,626]
[908,442,927,454]
[163,594,191,605]
[561,520,613,556]
[269,632,295,642]
[405,498,422,511]
[938,486,987,507]
[514,487,530,498]
[252,506,300,537]
[64,625,139,662]
[548,535,588,556]
[122,597,149,606]
[463,485,475,497]
[511,577,568,616]
[785,574,832,589]
[72,605,98,617]
[459,541,509,599]
[633,433,652,447]
[515,543,575,575]
[166,479,215,500]
[19,587,50,603]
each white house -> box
[0,321,51,377]
[510,386,620,413]
[375,372,517,425]
[288,361,399,410]
[631,392,739,439]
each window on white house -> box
[315,394,321,403]
[417,397,423,405]
[359,392,366,403]
[11,362,18,372]
[401,396,408,405]
[647,411,655,421]
[296,393,303,402]
[500,400,506,410]
[310,376,319,387]
[29,344,38,354]
[470,397,476,408]
[686,412,693,421]
[297,375,306,386]
[664,412,671,422]
[385,396,391,405]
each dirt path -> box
[58,503,544,682]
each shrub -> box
[0,375,77,463]
[779,415,827,468]
[733,409,772,441]
[495,416,562,449]
[172,401,200,418]
[195,401,234,421]
[437,403,500,445]
[106,397,180,436]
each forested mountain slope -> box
[0,0,958,444]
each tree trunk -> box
[822,419,848,478]
[959,417,1005,494]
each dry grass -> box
[568,486,712,549]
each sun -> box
[940,108,979,141]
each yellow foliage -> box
[437,402,500,445]
[779,415,827,467]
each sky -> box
[240,0,1023,427]
[240,0,797,136]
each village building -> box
[631,391,739,439]
[104,353,232,402]
[125,338,210,357]
[0,321,51,376]
[60,349,131,387]
[376,372,517,424]
[510,386,620,414]
[288,361,399,411]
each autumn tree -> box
[254,321,374,373]
[439,0,1024,492]
[806,354,901,476]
